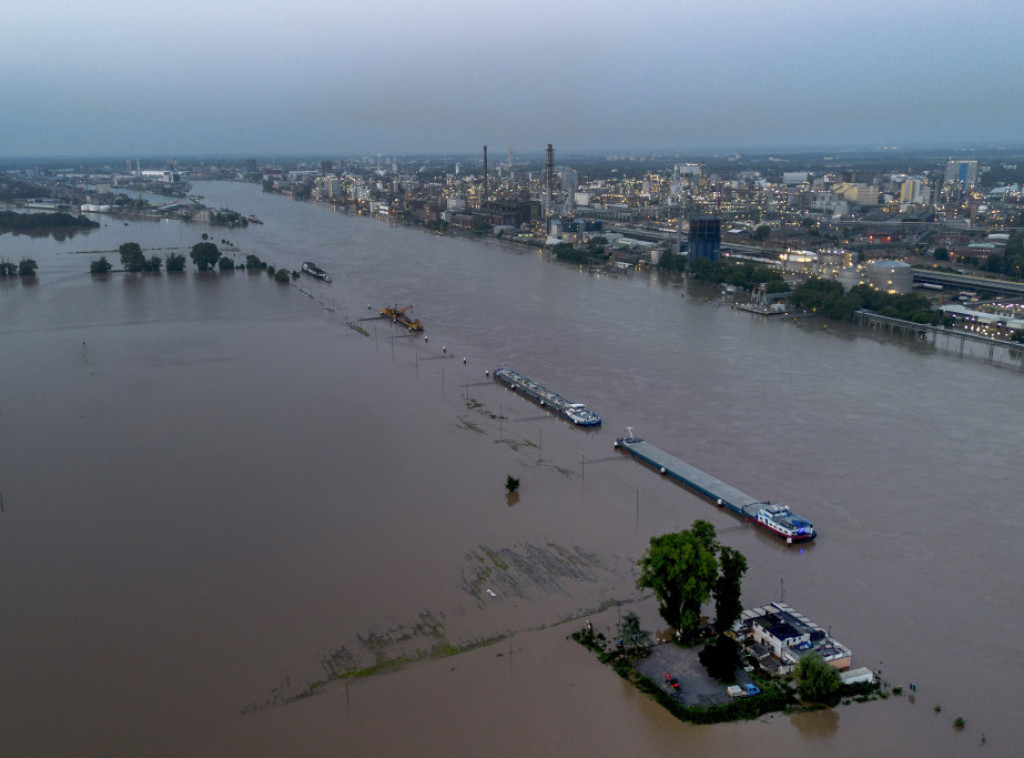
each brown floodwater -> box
[0,182,1021,756]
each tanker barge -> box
[615,428,814,543]
[492,366,602,427]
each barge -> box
[492,366,602,427]
[615,428,814,543]
[301,262,331,282]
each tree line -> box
[0,258,38,277]
[790,278,945,324]
[0,210,98,232]
[90,242,293,281]
[685,256,789,293]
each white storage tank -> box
[837,267,862,291]
[865,259,912,294]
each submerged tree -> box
[189,241,220,271]
[90,256,112,274]
[119,241,145,272]
[165,253,186,272]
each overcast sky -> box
[2,0,1022,157]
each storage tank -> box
[837,267,862,291]
[865,260,912,294]
[781,250,817,272]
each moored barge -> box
[615,428,814,543]
[493,366,602,427]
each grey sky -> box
[2,0,1021,157]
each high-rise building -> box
[944,159,978,191]
[689,217,721,262]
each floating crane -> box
[380,304,423,332]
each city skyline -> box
[3,0,1023,157]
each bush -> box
[794,652,842,707]
[18,258,38,276]
[218,256,235,271]
[954,716,965,729]
[505,475,520,493]
[274,268,290,283]
[165,253,186,272]
[90,257,112,274]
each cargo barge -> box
[615,428,814,543]
[301,262,331,282]
[492,366,602,427]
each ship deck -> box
[620,438,761,518]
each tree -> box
[273,267,290,283]
[688,255,712,278]
[18,258,38,276]
[144,255,162,272]
[505,475,520,493]
[189,242,220,271]
[934,246,949,261]
[713,546,748,635]
[750,225,770,241]
[218,256,235,271]
[794,652,842,706]
[1006,232,1024,258]
[90,256,112,274]
[0,260,18,277]
[244,254,266,270]
[636,520,719,640]
[165,253,186,272]
[698,634,740,682]
[659,249,687,272]
[617,611,652,658]
[119,242,145,272]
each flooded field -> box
[0,182,1021,755]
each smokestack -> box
[482,145,488,205]
[545,143,554,217]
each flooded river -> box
[1,182,1020,755]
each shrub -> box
[165,253,186,272]
[90,257,112,274]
